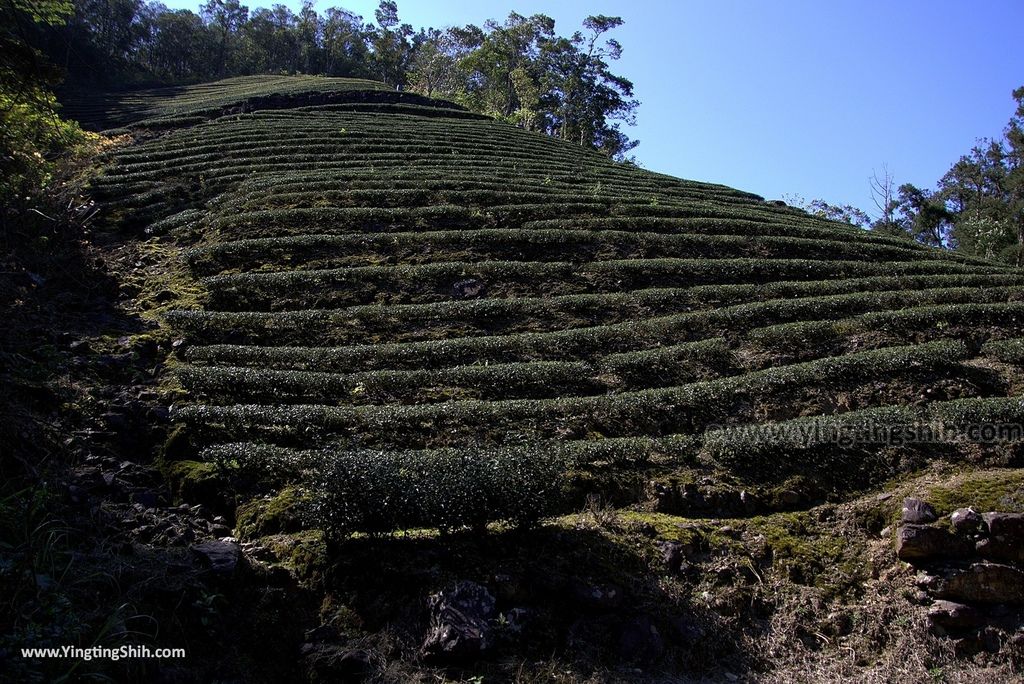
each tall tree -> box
[932,92,1024,266]
[367,0,412,87]
[200,0,247,76]
[71,0,145,66]
[868,165,902,233]
[139,8,212,81]
[27,0,643,158]
[895,183,952,247]
[406,27,464,98]
[1001,87,1024,265]
[2,0,73,100]
[321,7,369,77]
[454,13,552,120]
[538,15,638,158]
[417,12,639,158]
[295,1,321,74]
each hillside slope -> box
[62,74,393,131]
[82,75,1024,681]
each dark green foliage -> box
[199,259,999,312]
[983,338,1024,364]
[173,340,971,450]
[704,396,1024,482]
[171,284,1022,350]
[63,75,393,130]
[306,446,569,537]
[178,359,600,404]
[703,405,919,468]
[1,0,97,213]
[183,228,975,278]
[203,433,697,482]
[751,301,1024,348]
[929,396,1024,428]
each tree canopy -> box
[33,0,640,158]
[794,87,1024,265]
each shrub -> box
[703,396,1024,480]
[178,359,598,404]
[174,339,970,450]
[703,405,919,468]
[747,301,1024,349]
[199,258,996,312]
[202,432,699,484]
[305,446,569,538]
[928,396,1024,428]
[1,88,100,208]
[982,338,1024,364]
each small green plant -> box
[193,590,226,628]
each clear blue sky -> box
[164,0,1024,215]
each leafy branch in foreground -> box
[1,0,101,216]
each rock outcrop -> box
[421,581,497,663]
[894,497,1024,657]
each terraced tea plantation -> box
[65,74,394,131]
[92,76,1024,538]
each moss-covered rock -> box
[164,459,230,510]
[259,530,327,584]
[749,510,868,594]
[236,486,307,540]
[924,469,1024,515]
[161,424,194,462]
